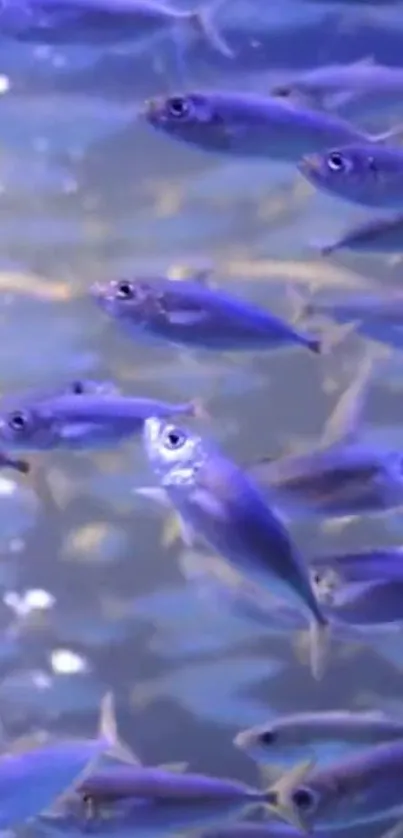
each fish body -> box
[0,393,201,451]
[299,143,403,208]
[79,764,268,804]
[0,0,231,54]
[235,710,403,763]
[268,739,403,830]
[311,547,403,589]
[316,213,403,255]
[248,440,403,519]
[144,91,371,160]
[0,694,124,829]
[143,417,328,677]
[91,276,320,353]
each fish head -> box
[234,723,282,761]
[143,417,205,485]
[0,405,59,451]
[298,144,403,208]
[143,93,230,151]
[91,277,164,327]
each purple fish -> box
[313,213,403,255]
[143,90,398,160]
[0,0,232,55]
[0,693,130,829]
[91,274,320,354]
[299,143,403,208]
[142,417,329,679]
[0,392,205,451]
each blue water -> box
[3,2,403,836]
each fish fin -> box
[318,320,359,356]
[308,618,331,681]
[285,283,312,325]
[258,764,285,786]
[189,397,210,422]
[135,486,170,506]
[98,693,139,765]
[188,1,234,58]
[262,759,316,832]
[166,310,208,326]
[320,342,388,448]
[370,120,403,145]
[309,236,337,257]
[162,511,195,548]
[158,762,189,772]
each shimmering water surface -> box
[4,2,403,836]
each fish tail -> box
[319,320,359,355]
[285,283,313,325]
[309,616,331,681]
[97,693,138,764]
[305,335,321,354]
[260,759,316,832]
[189,397,210,421]
[187,1,233,58]
[309,237,336,256]
[0,452,30,474]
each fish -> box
[234,710,403,764]
[142,417,329,679]
[76,760,275,814]
[0,0,232,56]
[143,90,401,160]
[294,286,403,350]
[270,58,403,105]
[263,739,403,830]
[312,213,403,255]
[313,577,403,628]
[0,451,30,474]
[298,143,403,208]
[0,693,133,829]
[310,547,403,593]
[91,274,321,354]
[0,392,205,451]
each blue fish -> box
[143,90,400,160]
[142,417,329,679]
[91,274,320,354]
[0,392,204,451]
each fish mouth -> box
[233,730,253,750]
[142,97,165,125]
[90,282,116,311]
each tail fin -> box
[188,2,233,58]
[306,336,321,355]
[263,759,316,832]
[189,398,210,421]
[309,618,331,681]
[319,320,359,356]
[97,693,138,765]
[0,452,30,474]
[285,283,313,325]
[309,237,337,257]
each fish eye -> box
[274,85,291,97]
[71,380,85,395]
[259,729,277,745]
[327,151,346,172]
[292,787,316,813]
[163,426,186,451]
[116,280,134,301]
[167,96,189,119]
[8,411,29,432]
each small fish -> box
[0,393,204,451]
[235,710,403,764]
[312,213,403,255]
[142,417,329,679]
[310,546,403,592]
[143,90,399,160]
[299,143,403,208]
[0,693,133,830]
[314,577,403,628]
[296,287,403,350]
[270,58,403,104]
[91,274,320,354]
[0,0,232,56]
[262,739,403,830]
[77,760,274,813]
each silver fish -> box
[263,739,403,830]
[299,143,403,208]
[313,213,403,256]
[142,417,329,679]
[143,90,398,160]
[270,58,403,104]
[91,273,320,354]
[235,710,403,764]
[0,393,204,451]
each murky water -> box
[2,3,403,835]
